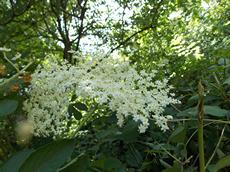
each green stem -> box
[0,61,33,91]
[197,81,205,172]
[3,52,19,73]
[72,105,97,137]
[185,122,214,147]
[137,141,183,164]
[198,115,205,172]
[168,118,230,125]
[204,119,230,124]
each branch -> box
[50,2,66,42]
[2,52,19,73]
[41,11,62,42]
[0,0,32,26]
[75,0,88,51]
[0,61,34,91]
[108,25,154,55]
[106,0,165,56]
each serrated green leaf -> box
[0,99,18,117]
[19,140,75,172]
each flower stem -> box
[3,52,19,73]
[197,81,205,172]
[0,61,33,91]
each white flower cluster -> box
[23,55,179,137]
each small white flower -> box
[0,47,11,52]
[23,54,179,138]
[12,52,21,60]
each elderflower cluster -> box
[23,54,179,137]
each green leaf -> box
[144,143,174,154]
[19,140,75,172]
[169,126,186,143]
[223,77,230,85]
[0,99,18,117]
[216,149,225,159]
[163,161,180,172]
[93,156,125,172]
[177,107,197,117]
[74,102,88,111]
[204,105,228,117]
[176,143,187,159]
[117,120,139,142]
[159,159,172,169]
[184,167,198,172]
[187,94,198,106]
[96,127,119,141]
[60,154,89,172]
[207,164,216,172]
[68,104,82,120]
[73,110,82,120]
[213,155,230,172]
[125,146,143,168]
[0,149,33,172]
[215,47,229,59]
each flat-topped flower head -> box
[23,55,179,138]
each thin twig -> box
[185,122,214,147]
[205,125,226,169]
[159,144,182,164]
[138,141,183,164]
[168,118,230,125]
[204,119,230,124]
[0,61,33,90]
[3,52,19,72]
[57,153,84,171]
[171,104,181,112]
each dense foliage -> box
[0,0,230,172]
